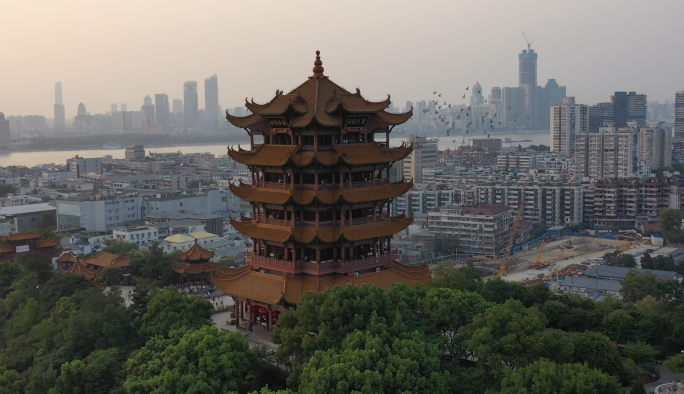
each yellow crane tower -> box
[499,200,525,277]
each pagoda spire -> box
[312,50,324,78]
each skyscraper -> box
[675,91,684,138]
[121,103,128,112]
[470,81,484,106]
[519,47,537,128]
[141,95,155,125]
[54,82,65,131]
[204,75,219,123]
[640,122,672,170]
[0,112,10,147]
[183,81,199,127]
[154,94,169,128]
[611,92,646,127]
[588,102,613,132]
[77,103,86,116]
[111,103,117,113]
[173,99,183,115]
[550,97,588,157]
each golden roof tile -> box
[342,215,413,242]
[334,142,412,165]
[178,239,215,262]
[341,180,413,204]
[61,259,102,280]
[210,268,285,305]
[0,245,13,254]
[0,230,43,242]
[35,239,60,248]
[228,144,299,166]
[82,251,132,268]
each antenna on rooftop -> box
[522,31,537,51]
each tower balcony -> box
[246,250,401,275]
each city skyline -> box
[1,1,684,118]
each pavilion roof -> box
[80,251,131,268]
[35,239,60,248]
[229,179,413,205]
[227,142,412,168]
[211,262,431,305]
[60,259,102,280]
[178,239,215,262]
[229,214,412,244]
[0,230,43,242]
[0,245,13,254]
[225,52,412,129]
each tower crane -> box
[532,235,550,268]
[498,200,525,277]
[459,227,483,264]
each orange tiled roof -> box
[0,231,43,242]
[173,262,218,275]
[227,144,299,167]
[35,239,60,248]
[0,245,13,254]
[211,262,431,305]
[229,142,411,168]
[225,53,412,129]
[230,215,412,243]
[341,180,413,204]
[57,251,79,263]
[82,251,132,267]
[178,239,215,262]
[61,259,102,280]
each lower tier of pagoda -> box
[211,262,432,306]
[246,249,401,275]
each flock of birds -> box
[424,86,529,140]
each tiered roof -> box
[0,231,44,242]
[60,258,102,280]
[225,51,412,130]
[228,142,412,168]
[211,262,431,305]
[229,179,413,205]
[57,251,131,268]
[230,214,413,244]
[174,240,218,275]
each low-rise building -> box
[112,227,159,245]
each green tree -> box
[136,287,212,340]
[430,261,481,293]
[420,287,490,359]
[631,379,647,394]
[465,300,573,369]
[299,330,451,394]
[665,353,684,373]
[601,310,635,344]
[571,331,634,384]
[522,283,551,307]
[54,348,125,394]
[497,359,621,394]
[620,270,659,303]
[605,253,636,268]
[0,261,21,296]
[660,208,684,243]
[17,253,54,284]
[101,239,139,255]
[0,369,24,394]
[0,184,18,198]
[624,342,656,364]
[124,326,258,394]
[479,277,525,304]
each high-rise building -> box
[470,81,484,106]
[550,97,588,157]
[183,81,199,127]
[141,95,155,125]
[519,47,538,128]
[676,91,684,139]
[77,103,86,116]
[54,82,65,131]
[111,103,117,113]
[611,92,646,127]
[538,79,566,129]
[204,75,219,123]
[640,122,672,170]
[0,112,10,147]
[401,135,438,184]
[173,99,183,115]
[490,87,502,102]
[154,94,169,128]
[502,87,522,126]
[574,124,640,181]
[588,102,613,132]
[120,104,127,112]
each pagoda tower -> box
[174,239,218,287]
[213,52,431,332]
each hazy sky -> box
[2,0,683,118]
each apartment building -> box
[427,203,514,258]
[400,135,438,183]
[640,122,672,171]
[56,196,144,231]
[574,124,639,181]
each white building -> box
[56,196,144,231]
[550,97,588,157]
[640,121,672,171]
[112,227,159,245]
[400,135,438,184]
[67,155,102,178]
[574,124,640,181]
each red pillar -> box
[268,309,273,332]
[248,302,253,331]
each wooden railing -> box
[246,251,401,273]
[263,182,287,189]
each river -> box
[0,130,550,167]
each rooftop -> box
[0,203,56,216]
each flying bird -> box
[439,94,442,97]
[485,100,488,103]
[478,90,481,93]
[466,86,469,90]
[433,91,437,94]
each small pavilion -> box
[174,239,219,287]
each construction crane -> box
[522,31,537,51]
[498,200,525,277]
[532,235,550,268]
[460,228,483,264]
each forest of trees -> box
[2,256,684,393]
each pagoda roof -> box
[0,245,13,254]
[210,261,431,305]
[178,239,216,262]
[35,239,60,248]
[225,52,412,129]
[227,142,412,167]
[229,179,413,205]
[230,214,413,244]
[60,259,102,280]
[62,251,132,268]
[0,230,44,242]
[173,262,219,275]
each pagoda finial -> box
[312,50,324,78]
